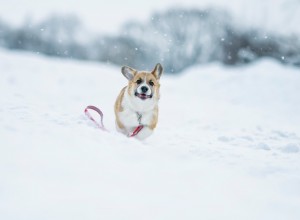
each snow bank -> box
[0,49,300,219]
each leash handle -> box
[84,105,106,131]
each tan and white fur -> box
[114,63,163,140]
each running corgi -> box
[114,63,163,140]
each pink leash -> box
[84,105,106,131]
[84,105,143,137]
[129,125,144,137]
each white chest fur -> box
[119,88,156,129]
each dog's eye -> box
[149,81,154,86]
[136,79,142,84]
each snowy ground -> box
[1,49,300,219]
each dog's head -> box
[121,63,163,101]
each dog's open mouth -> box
[135,92,152,100]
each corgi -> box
[114,63,163,140]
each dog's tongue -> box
[135,92,151,100]
[140,94,147,100]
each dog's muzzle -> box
[135,85,152,100]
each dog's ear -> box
[121,66,136,80]
[152,63,163,80]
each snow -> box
[1,49,300,219]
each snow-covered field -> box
[1,49,300,219]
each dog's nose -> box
[141,86,148,93]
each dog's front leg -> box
[135,126,153,140]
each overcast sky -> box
[0,0,299,35]
[0,0,256,33]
